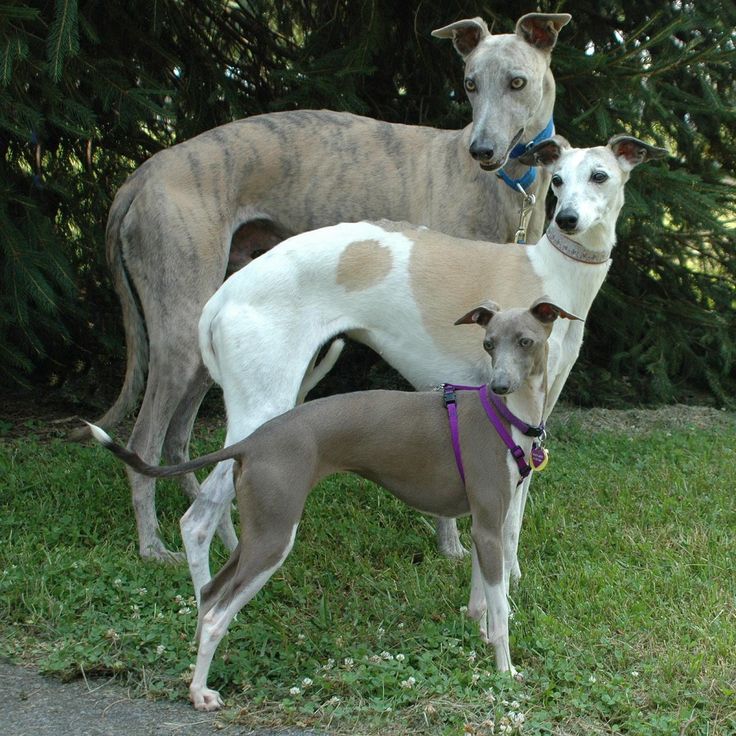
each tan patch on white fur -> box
[336,239,393,292]
[408,229,544,359]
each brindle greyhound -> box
[182,135,667,601]
[76,12,572,561]
[87,299,580,711]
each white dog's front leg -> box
[504,475,532,589]
[436,517,469,558]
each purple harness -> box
[442,384,545,485]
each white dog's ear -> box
[530,298,583,324]
[518,134,571,168]
[515,13,572,51]
[608,135,669,172]
[432,17,491,58]
[454,300,500,327]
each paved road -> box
[1,660,318,736]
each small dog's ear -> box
[608,135,669,171]
[454,300,500,327]
[530,297,583,324]
[515,13,571,51]
[518,135,570,167]
[432,17,491,58]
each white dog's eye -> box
[484,338,495,351]
[510,77,526,90]
[591,171,609,183]
[551,174,563,187]
[519,337,533,348]
[464,78,477,93]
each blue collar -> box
[496,117,555,191]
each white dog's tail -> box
[297,338,345,403]
[85,422,245,478]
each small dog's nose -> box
[469,141,495,163]
[555,209,579,232]
[491,382,510,395]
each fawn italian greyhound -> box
[76,13,572,562]
[180,133,667,599]
[88,299,579,711]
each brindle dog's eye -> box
[551,174,563,187]
[591,170,609,184]
[519,337,533,348]
[510,77,526,90]
[464,78,477,93]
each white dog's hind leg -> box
[181,460,236,604]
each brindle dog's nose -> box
[469,141,495,163]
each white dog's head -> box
[520,134,668,242]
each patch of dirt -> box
[550,403,735,434]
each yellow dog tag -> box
[530,445,549,472]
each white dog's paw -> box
[509,558,522,585]
[190,686,224,711]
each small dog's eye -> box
[510,77,526,90]
[464,78,477,93]
[591,171,609,183]
[551,174,563,187]
[519,337,533,348]
[484,338,495,351]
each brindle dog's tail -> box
[85,422,246,479]
[70,169,150,442]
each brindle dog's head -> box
[432,13,571,171]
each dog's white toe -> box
[190,686,224,711]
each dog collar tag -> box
[530,444,549,472]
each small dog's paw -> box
[190,686,224,711]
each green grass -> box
[1,409,735,735]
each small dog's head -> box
[454,298,581,394]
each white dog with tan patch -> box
[181,134,667,599]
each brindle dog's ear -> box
[515,13,572,51]
[517,135,571,167]
[454,300,500,327]
[432,17,491,59]
[530,297,583,324]
[608,135,669,171]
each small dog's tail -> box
[85,422,245,478]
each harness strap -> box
[496,116,555,192]
[487,390,545,438]
[442,385,465,484]
[478,386,533,482]
[442,384,544,486]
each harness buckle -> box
[511,446,526,461]
[442,384,457,407]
